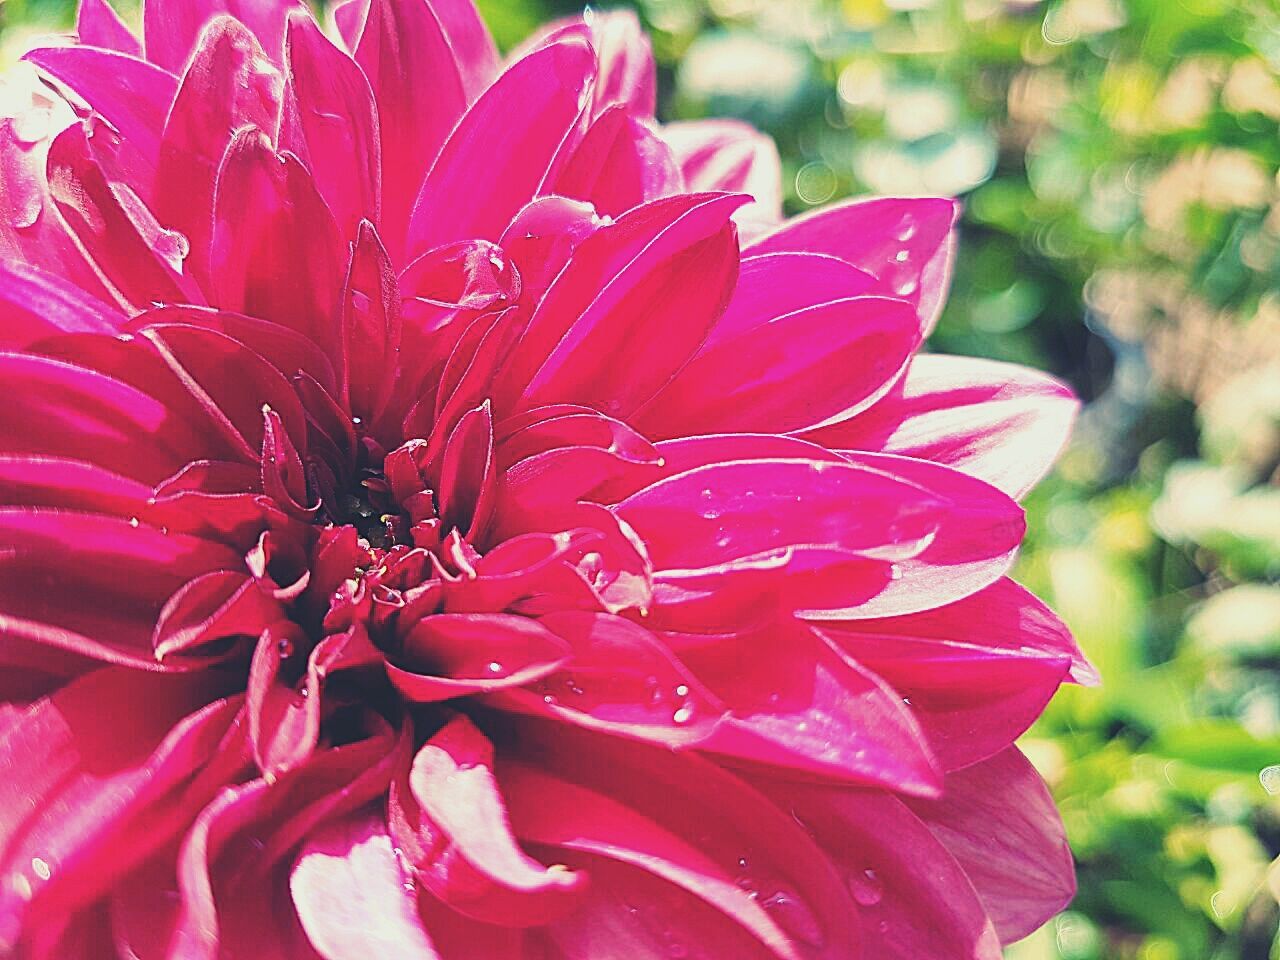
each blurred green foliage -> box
[2,0,1279,955]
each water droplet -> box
[1260,765,1280,795]
[128,517,140,528]
[888,564,901,581]
[29,858,50,882]
[276,638,295,659]
[674,684,689,698]
[893,279,919,298]
[896,220,917,242]
[894,250,909,263]
[848,868,883,907]
[760,890,825,948]
[542,694,558,706]
[486,661,504,675]
[672,704,695,725]
[352,416,363,426]
[153,228,190,271]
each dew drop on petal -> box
[29,858,50,882]
[128,517,140,528]
[848,868,883,907]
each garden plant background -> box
[2,0,1279,956]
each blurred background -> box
[3,0,1279,955]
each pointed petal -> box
[0,261,122,349]
[153,15,281,282]
[354,0,468,256]
[406,37,596,257]
[905,748,1076,944]
[23,45,175,172]
[755,777,1003,960]
[281,13,381,242]
[430,0,500,100]
[508,193,747,418]
[637,295,919,438]
[210,127,346,354]
[811,453,1025,619]
[749,196,960,334]
[555,106,681,218]
[664,119,783,225]
[806,354,1079,500]
[144,0,304,71]
[76,0,142,55]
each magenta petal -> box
[209,128,346,355]
[616,457,940,573]
[339,221,401,425]
[290,810,440,959]
[398,713,587,926]
[682,621,942,791]
[23,45,175,173]
[636,295,920,438]
[354,0,468,257]
[430,0,501,100]
[388,613,572,703]
[0,261,122,349]
[406,37,596,257]
[144,0,305,71]
[810,452,1026,619]
[756,777,1003,960]
[512,192,747,418]
[808,354,1080,500]
[75,0,142,55]
[664,119,783,225]
[281,13,381,243]
[555,105,681,218]
[45,119,203,311]
[749,196,960,333]
[153,16,281,283]
[906,748,1076,944]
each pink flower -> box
[0,1,1093,957]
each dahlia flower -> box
[0,1,1093,957]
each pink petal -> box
[354,0,468,257]
[23,45,175,173]
[387,614,572,703]
[75,0,142,55]
[636,295,919,438]
[171,716,406,959]
[210,127,346,355]
[290,810,440,959]
[821,577,1094,768]
[680,620,942,791]
[429,0,500,101]
[702,252,877,349]
[493,611,722,747]
[805,354,1079,500]
[755,777,1003,960]
[406,37,596,257]
[45,119,203,311]
[339,221,401,425]
[555,105,681,218]
[506,719,861,958]
[391,713,587,926]
[0,262,121,349]
[664,119,783,225]
[906,748,1076,944]
[281,12,381,242]
[809,452,1025,619]
[0,670,243,952]
[437,400,498,541]
[749,196,960,334]
[153,15,281,283]
[144,0,305,71]
[616,457,940,575]
[506,193,747,418]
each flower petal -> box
[749,196,960,334]
[291,810,440,960]
[354,0,468,256]
[281,12,381,242]
[636,295,919,437]
[805,354,1079,500]
[755,777,1003,960]
[75,0,141,55]
[664,119,783,226]
[905,748,1076,944]
[555,106,681,218]
[144,0,304,71]
[406,37,596,257]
